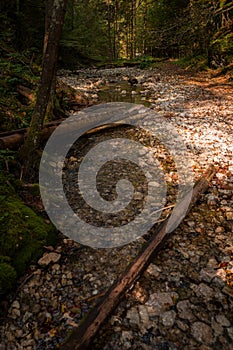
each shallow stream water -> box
[95,81,151,107]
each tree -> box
[20,0,68,180]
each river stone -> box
[160,310,176,328]
[215,315,231,327]
[145,292,175,316]
[126,307,140,327]
[191,322,213,344]
[226,211,233,220]
[199,268,216,283]
[146,263,162,277]
[211,318,223,337]
[38,252,61,266]
[177,300,195,321]
[193,283,214,301]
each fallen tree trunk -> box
[0,119,65,149]
[60,165,216,350]
[0,121,128,150]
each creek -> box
[97,81,151,107]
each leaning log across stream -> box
[0,121,129,150]
[0,119,65,149]
[60,165,216,350]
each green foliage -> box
[61,0,109,66]
[211,32,233,65]
[0,48,40,131]
[0,150,16,163]
[175,55,208,70]
[0,168,56,296]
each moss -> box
[0,168,56,295]
[0,263,17,295]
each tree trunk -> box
[107,0,113,60]
[20,0,68,180]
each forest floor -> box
[1,63,233,349]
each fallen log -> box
[0,133,25,150]
[60,165,216,350]
[0,119,65,149]
[0,121,128,150]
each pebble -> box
[191,322,213,344]
[1,66,233,350]
[160,310,176,327]
[215,315,231,327]
[177,300,196,321]
[145,292,175,316]
[38,252,61,266]
[226,211,233,220]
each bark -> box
[107,0,113,60]
[43,0,54,57]
[0,120,65,150]
[20,0,68,180]
[60,165,216,350]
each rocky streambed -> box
[1,64,233,349]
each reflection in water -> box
[98,81,151,107]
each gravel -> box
[0,65,232,349]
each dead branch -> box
[59,165,216,350]
[16,85,35,102]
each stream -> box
[1,65,233,350]
[58,67,157,110]
[97,81,151,107]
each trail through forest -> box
[1,64,233,349]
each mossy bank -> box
[0,166,56,299]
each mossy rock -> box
[0,168,56,295]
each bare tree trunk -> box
[107,0,113,60]
[20,0,68,180]
[43,0,54,57]
[142,0,147,55]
